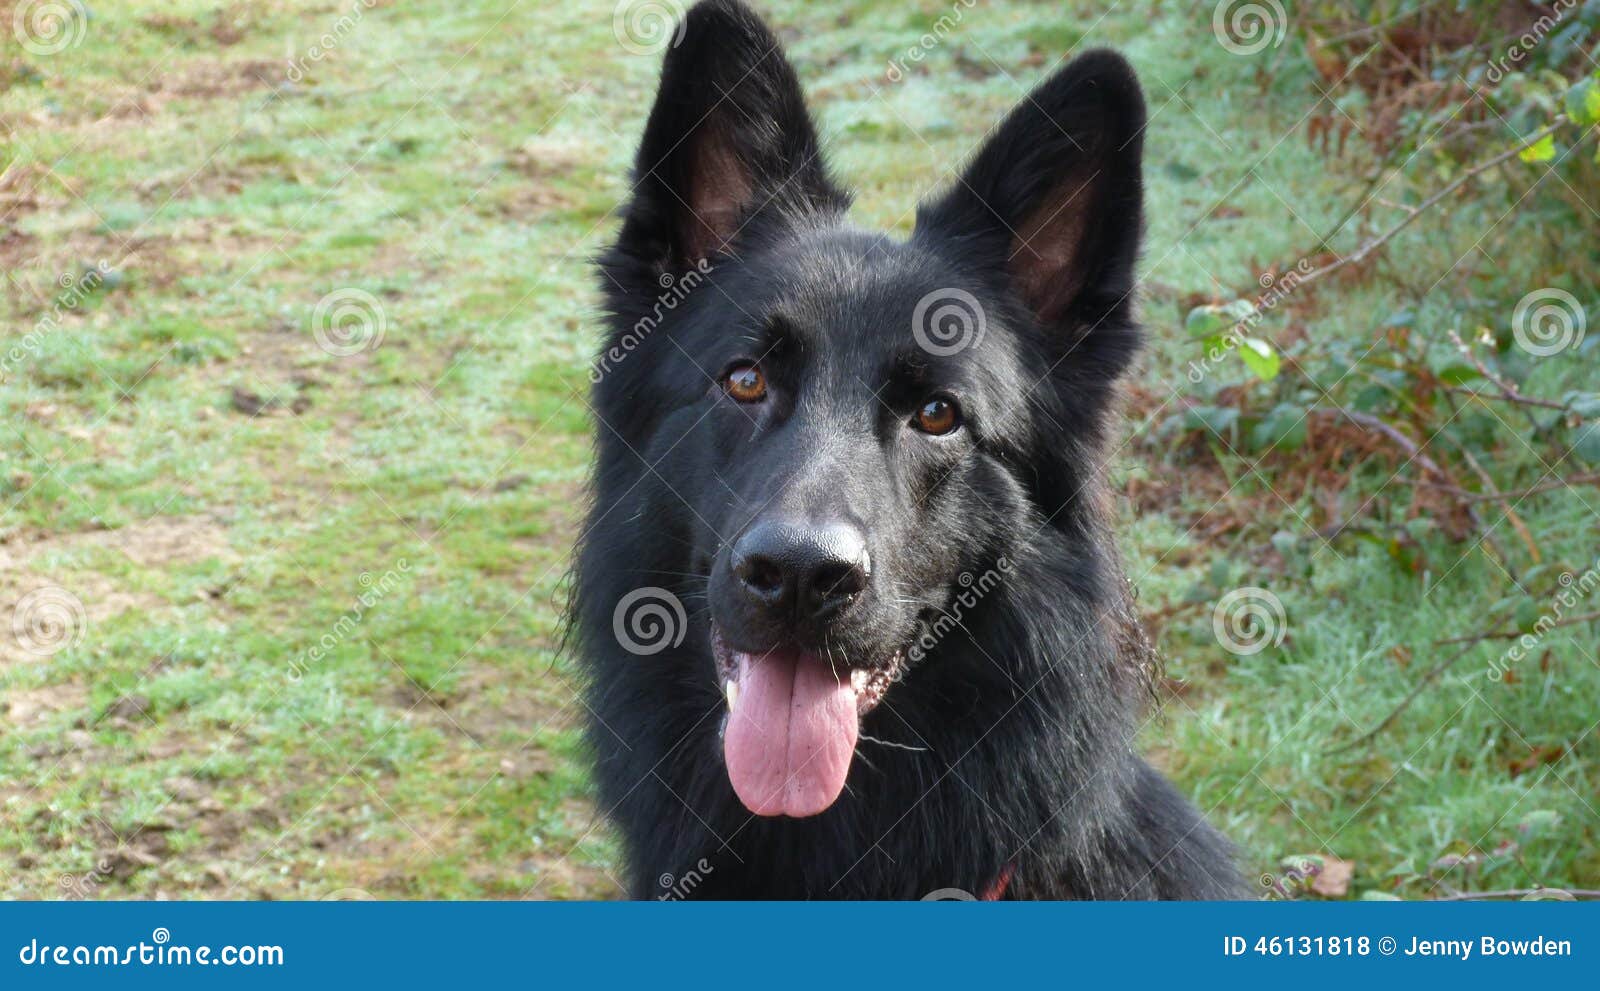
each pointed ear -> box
[914,50,1146,356]
[606,0,848,287]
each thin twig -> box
[1309,407,1503,556]
[1419,474,1600,504]
[1436,609,1600,645]
[1334,607,1600,753]
[1455,444,1536,574]
[1433,888,1600,902]
[1443,385,1570,412]
[1316,2,1448,46]
[1309,408,1450,482]
[1448,328,1547,431]
[1241,117,1570,316]
[1294,118,1567,288]
[1325,637,1484,755]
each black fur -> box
[573,0,1244,900]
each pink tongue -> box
[723,649,859,817]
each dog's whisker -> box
[858,733,927,754]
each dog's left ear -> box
[915,50,1146,367]
[606,0,848,289]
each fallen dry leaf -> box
[1311,856,1355,897]
[1508,745,1567,779]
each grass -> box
[2,0,1595,900]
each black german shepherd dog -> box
[574,0,1242,899]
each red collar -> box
[981,863,1016,900]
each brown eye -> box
[724,363,767,403]
[914,397,961,435]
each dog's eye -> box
[723,363,768,403]
[913,397,961,435]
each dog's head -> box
[592,0,1145,818]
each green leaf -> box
[1185,300,1256,340]
[1279,854,1324,873]
[1519,133,1557,163]
[1351,384,1391,413]
[1435,363,1483,386]
[1564,392,1600,419]
[1514,598,1542,634]
[1360,891,1403,902]
[1183,404,1240,437]
[1487,594,1524,616]
[1236,336,1281,381]
[1521,563,1555,588]
[1185,306,1230,339]
[1569,417,1600,465]
[1222,299,1257,321]
[1566,76,1600,126]
[1251,403,1308,451]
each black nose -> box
[731,520,870,620]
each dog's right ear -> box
[914,50,1146,380]
[603,0,848,292]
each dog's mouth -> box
[712,626,905,818]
